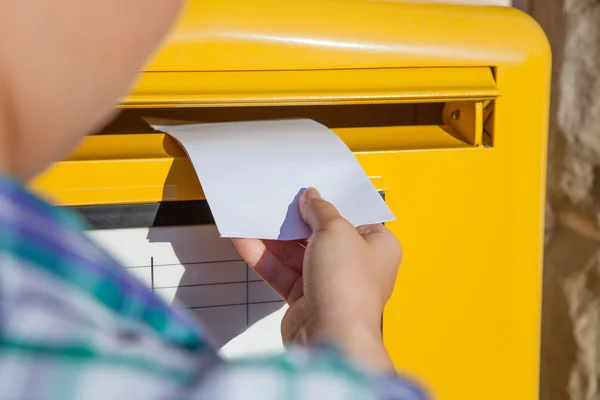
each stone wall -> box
[534,0,600,399]
[433,1,600,399]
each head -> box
[0,0,183,179]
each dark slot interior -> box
[70,191,385,229]
[98,103,445,134]
[70,201,214,229]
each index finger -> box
[231,238,300,301]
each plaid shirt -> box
[0,176,427,400]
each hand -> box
[232,188,402,372]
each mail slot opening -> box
[99,101,495,151]
[31,100,496,206]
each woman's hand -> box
[232,188,402,372]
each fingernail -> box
[299,187,321,215]
[303,187,322,201]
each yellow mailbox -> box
[31,1,550,399]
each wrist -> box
[316,313,393,373]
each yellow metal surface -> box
[33,1,551,399]
[142,0,545,71]
[125,67,498,107]
[443,101,485,146]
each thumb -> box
[299,188,345,233]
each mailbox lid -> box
[126,67,499,108]
[143,0,549,72]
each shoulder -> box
[0,176,208,352]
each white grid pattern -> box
[87,225,287,359]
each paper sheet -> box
[87,225,286,359]
[153,119,395,240]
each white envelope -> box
[153,119,395,240]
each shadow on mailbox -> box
[144,160,287,357]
